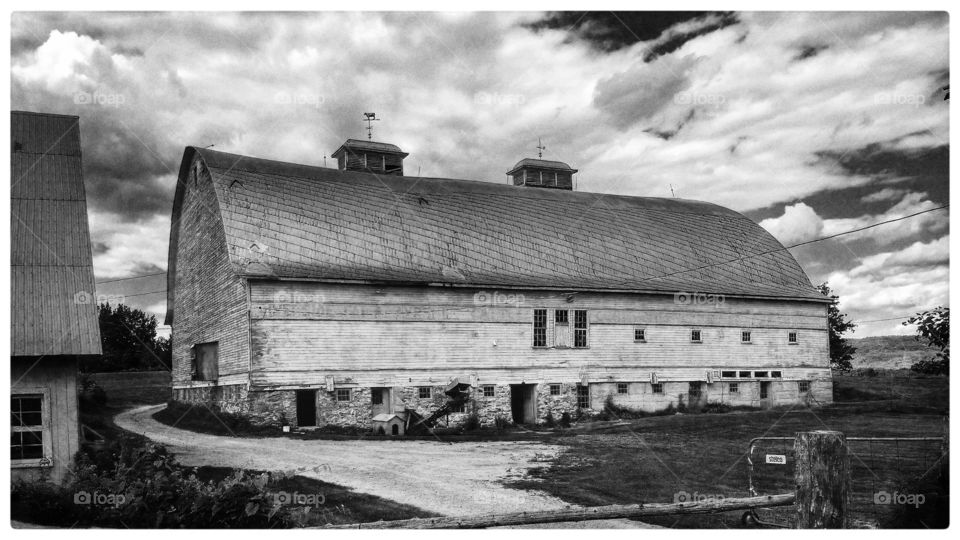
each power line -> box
[96,271,166,284]
[786,204,949,249]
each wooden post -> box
[794,430,850,528]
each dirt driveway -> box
[115,405,648,527]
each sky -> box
[9,11,950,337]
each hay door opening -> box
[296,390,317,427]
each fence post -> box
[794,430,850,528]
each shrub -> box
[559,411,572,428]
[464,413,481,431]
[494,416,511,430]
[544,411,556,428]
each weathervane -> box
[536,138,546,158]
[363,112,379,140]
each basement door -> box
[510,384,537,424]
[296,390,317,427]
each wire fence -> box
[747,436,947,528]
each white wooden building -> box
[166,138,832,428]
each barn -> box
[11,111,102,483]
[166,137,832,429]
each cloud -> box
[759,203,824,246]
[821,191,948,246]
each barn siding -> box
[11,356,79,484]
[169,158,250,387]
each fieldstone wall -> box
[536,383,578,422]
[316,387,374,427]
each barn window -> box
[336,388,351,402]
[798,381,810,393]
[550,384,561,396]
[576,384,590,408]
[754,371,768,378]
[760,382,770,400]
[617,383,629,395]
[192,342,219,381]
[721,371,736,378]
[451,402,466,413]
[688,382,702,398]
[533,309,547,347]
[418,387,432,399]
[634,328,646,342]
[555,310,569,324]
[741,331,752,343]
[771,371,782,378]
[371,388,383,405]
[738,371,752,378]
[573,310,588,347]
[11,394,45,461]
[788,332,798,344]
[482,385,495,397]
[729,383,739,394]
[651,383,664,394]
[691,330,702,342]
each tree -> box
[82,303,171,373]
[904,306,949,375]
[817,283,856,372]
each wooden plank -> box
[795,431,850,528]
[323,493,796,529]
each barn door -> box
[296,390,317,427]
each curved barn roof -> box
[166,146,825,322]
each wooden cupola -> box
[332,139,409,176]
[506,158,578,190]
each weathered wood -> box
[794,430,850,528]
[323,493,796,529]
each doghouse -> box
[371,413,407,436]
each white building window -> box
[11,391,50,465]
[741,331,752,343]
[691,329,702,342]
[617,383,629,394]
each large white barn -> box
[166,138,832,429]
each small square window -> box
[634,328,646,342]
[739,371,752,378]
[482,385,495,397]
[549,384,561,396]
[741,331,751,343]
[691,330,702,342]
[721,371,736,378]
[418,387,432,399]
[336,388,351,402]
[651,383,664,394]
[754,371,768,378]
[555,310,569,324]
[729,383,739,394]
[617,383,629,394]
[688,382,702,397]
[788,332,798,344]
[798,381,810,393]
[771,371,782,378]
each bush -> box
[544,411,556,428]
[78,373,108,410]
[559,412,572,428]
[464,413,481,431]
[494,416,511,430]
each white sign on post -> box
[765,454,787,465]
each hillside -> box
[849,335,936,370]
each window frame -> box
[418,386,432,399]
[549,383,561,396]
[741,330,752,343]
[651,383,664,394]
[617,382,629,395]
[11,388,52,468]
[573,310,589,348]
[754,371,769,378]
[634,328,646,342]
[798,380,811,394]
[336,388,352,402]
[576,384,590,408]
[533,309,548,347]
[771,371,783,378]
[729,382,739,394]
[691,329,702,343]
[721,370,736,378]
[482,385,496,398]
[555,309,569,325]
[738,370,752,378]
[371,388,383,405]
[788,331,798,344]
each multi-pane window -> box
[573,310,588,347]
[729,383,739,394]
[788,332,798,344]
[550,384,561,396]
[482,385,495,397]
[691,329,702,342]
[721,371,736,378]
[533,309,547,347]
[798,381,810,393]
[771,371,783,378]
[617,383,629,394]
[651,383,664,394]
[555,310,569,324]
[754,371,768,378]
[741,331,752,343]
[576,384,590,408]
[688,382,702,398]
[11,395,44,461]
[336,389,351,402]
[739,371,752,378]
[634,328,646,342]
[418,387,432,399]
[371,388,383,405]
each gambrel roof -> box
[166,146,825,322]
[10,111,102,356]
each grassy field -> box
[506,374,949,528]
[849,334,934,370]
